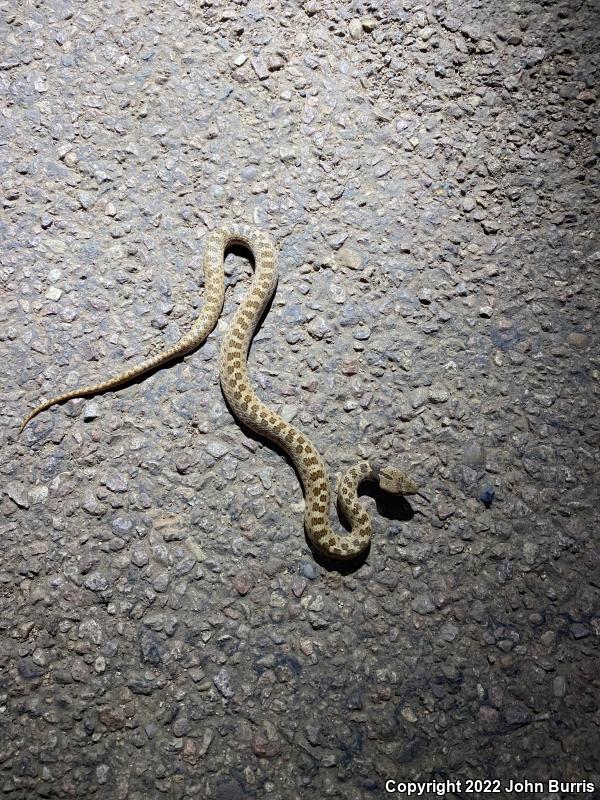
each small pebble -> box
[348,19,363,40]
[479,487,495,506]
[567,332,588,347]
[213,668,234,698]
[83,401,100,421]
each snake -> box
[20,226,419,559]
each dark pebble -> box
[479,487,495,506]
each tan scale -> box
[21,226,419,559]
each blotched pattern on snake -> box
[21,226,419,559]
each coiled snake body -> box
[21,226,418,559]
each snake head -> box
[372,463,419,496]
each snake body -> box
[21,226,418,559]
